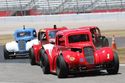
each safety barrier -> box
[0,12,125,34]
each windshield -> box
[68,34,90,43]
[48,30,58,38]
[17,32,31,37]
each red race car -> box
[29,25,68,65]
[79,26,109,47]
[40,29,119,78]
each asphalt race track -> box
[0,45,125,83]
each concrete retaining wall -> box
[0,12,125,34]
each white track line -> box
[120,64,125,66]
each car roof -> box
[57,29,91,36]
[79,26,98,30]
[39,27,68,32]
[15,28,35,33]
[46,27,67,30]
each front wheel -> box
[4,45,10,59]
[56,55,68,78]
[29,48,36,65]
[40,48,50,74]
[107,52,119,74]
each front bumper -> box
[68,62,113,73]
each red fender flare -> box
[61,51,79,66]
[95,47,114,64]
[32,43,42,63]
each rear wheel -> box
[4,45,10,59]
[107,52,119,74]
[56,55,68,78]
[40,48,50,74]
[29,48,36,65]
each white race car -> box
[4,27,39,59]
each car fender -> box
[42,44,54,70]
[26,38,39,51]
[95,47,114,64]
[32,43,42,63]
[5,41,18,52]
[43,44,54,58]
[61,50,79,65]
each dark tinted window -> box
[49,30,58,38]
[68,34,89,43]
[17,32,31,37]
[71,48,82,53]
[39,32,46,40]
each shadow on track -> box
[51,71,121,79]
[66,71,121,79]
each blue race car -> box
[4,27,39,59]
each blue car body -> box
[14,28,37,53]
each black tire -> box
[4,45,10,59]
[56,55,68,78]
[107,52,119,74]
[102,38,109,47]
[29,48,36,65]
[39,49,44,68]
[40,48,50,74]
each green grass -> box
[0,34,13,45]
[117,48,125,64]
[118,48,125,55]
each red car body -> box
[40,29,119,78]
[29,26,68,65]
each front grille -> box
[18,40,26,51]
[83,47,94,64]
